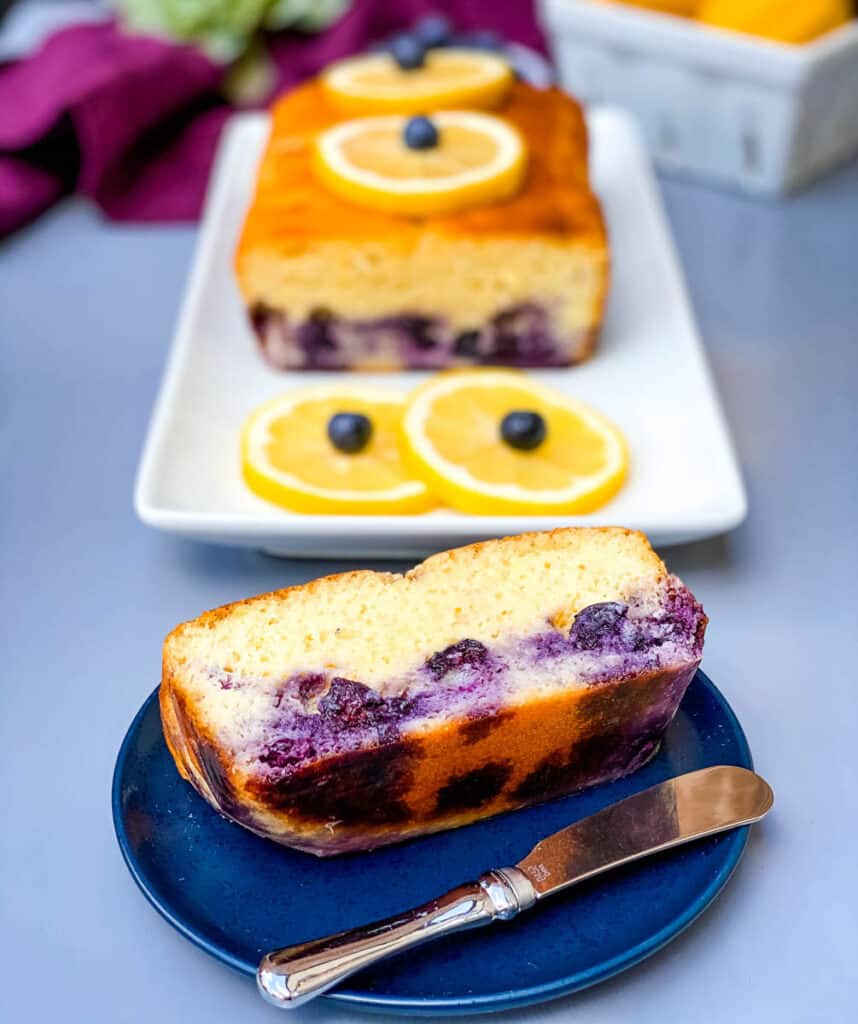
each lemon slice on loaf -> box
[322,49,514,115]
[313,111,527,217]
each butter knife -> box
[258,764,773,1008]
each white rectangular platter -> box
[134,109,746,558]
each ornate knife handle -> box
[257,867,536,1008]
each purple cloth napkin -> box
[0,0,547,236]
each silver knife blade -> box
[516,765,773,898]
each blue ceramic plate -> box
[113,670,753,1015]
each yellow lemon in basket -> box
[321,49,514,115]
[400,370,628,515]
[312,110,527,217]
[697,0,852,42]
[242,388,435,515]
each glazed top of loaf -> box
[235,80,607,262]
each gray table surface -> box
[3,46,858,1024]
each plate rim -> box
[132,108,747,554]
[112,669,754,1015]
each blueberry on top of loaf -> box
[161,528,706,855]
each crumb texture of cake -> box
[161,528,706,855]
[235,81,609,370]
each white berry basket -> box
[538,0,858,195]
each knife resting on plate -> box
[258,764,773,1008]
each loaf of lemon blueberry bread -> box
[235,55,609,370]
[161,528,705,855]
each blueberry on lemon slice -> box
[400,370,628,515]
[241,388,435,515]
[312,111,526,217]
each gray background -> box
[2,6,857,1023]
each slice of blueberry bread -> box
[161,528,706,855]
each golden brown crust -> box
[234,80,607,277]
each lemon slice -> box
[400,371,628,515]
[321,49,514,115]
[242,388,435,515]
[313,111,527,217]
